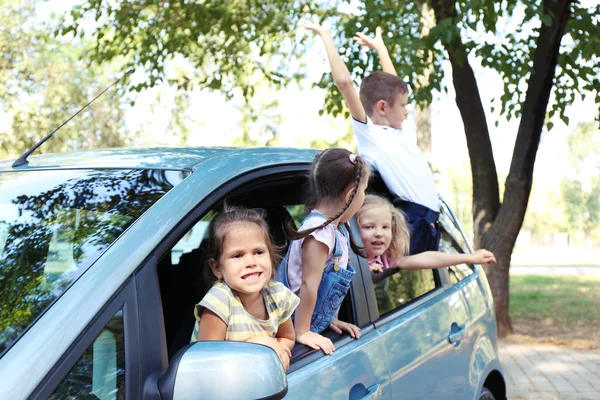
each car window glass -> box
[438,207,470,252]
[439,231,474,284]
[49,310,125,400]
[373,268,437,317]
[171,212,213,265]
[0,169,186,355]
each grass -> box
[509,274,600,348]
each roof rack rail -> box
[12,68,134,168]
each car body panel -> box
[286,327,391,400]
[376,283,475,399]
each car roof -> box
[0,146,318,172]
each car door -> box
[438,203,492,398]
[363,250,474,399]
[285,251,390,400]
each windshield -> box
[0,168,186,355]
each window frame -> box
[32,279,139,399]
[132,163,372,378]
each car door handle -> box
[358,384,382,400]
[448,326,467,345]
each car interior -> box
[157,172,359,361]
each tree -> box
[560,122,600,243]
[324,0,599,336]
[0,0,133,159]
[63,0,600,336]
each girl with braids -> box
[276,148,370,355]
[357,194,496,278]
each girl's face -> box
[209,222,272,296]
[357,205,393,258]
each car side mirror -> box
[158,341,288,400]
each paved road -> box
[500,341,600,399]
[510,266,600,275]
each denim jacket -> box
[275,212,356,333]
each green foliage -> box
[60,0,599,149]
[325,0,599,126]
[61,0,314,97]
[560,123,600,241]
[233,95,282,147]
[0,0,133,159]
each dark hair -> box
[360,72,409,117]
[285,148,370,256]
[205,204,281,282]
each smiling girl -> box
[191,205,299,370]
[357,195,496,275]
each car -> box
[0,147,506,400]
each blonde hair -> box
[356,194,410,261]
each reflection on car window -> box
[374,269,437,316]
[439,231,474,284]
[49,310,125,400]
[0,169,186,355]
[438,208,470,253]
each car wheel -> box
[478,386,495,400]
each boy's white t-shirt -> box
[351,117,439,212]
[287,212,349,293]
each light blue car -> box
[0,147,506,399]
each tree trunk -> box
[432,0,573,336]
[416,3,434,159]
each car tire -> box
[478,386,496,400]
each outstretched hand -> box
[471,249,497,265]
[299,15,329,36]
[369,263,384,273]
[353,26,385,51]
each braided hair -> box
[284,148,371,256]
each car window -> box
[439,230,474,284]
[438,207,470,253]
[49,310,125,400]
[373,268,438,317]
[0,169,186,355]
[171,212,213,265]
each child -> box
[357,195,496,276]
[191,205,299,371]
[303,18,440,255]
[276,148,370,355]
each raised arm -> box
[353,27,397,76]
[397,249,497,270]
[301,17,366,123]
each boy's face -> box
[371,92,409,129]
[386,92,409,129]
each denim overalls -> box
[275,212,356,333]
